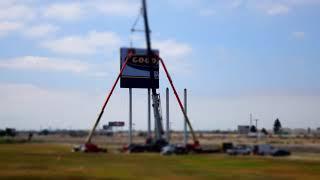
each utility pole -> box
[254,118,259,140]
[250,113,252,127]
[254,119,259,131]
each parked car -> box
[227,145,252,155]
[222,142,233,152]
[127,144,148,153]
[253,144,291,156]
[72,143,107,153]
[271,149,291,156]
[161,144,188,155]
[253,144,273,155]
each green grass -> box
[0,143,319,179]
[0,137,44,144]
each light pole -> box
[254,118,259,140]
[254,119,259,131]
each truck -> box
[253,144,290,156]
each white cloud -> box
[0,22,59,39]
[167,0,200,8]
[23,24,59,38]
[41,31,121,55]
[197,1,243,16]
[0,3,35,21]
[188,95,320,130]
[0,56,115,79]
[94,0,140,17]
[1,83,320,130]
[153,39,192,60]
[0,83,131,130]
[265,4,290,15]
[292,31,305,40]
[247,0,320,16]
[42,1,140,21]
[0,21,23,37]
[249,1,291,16]
[172,0,320,16]
[0,56,90,73]
[0,83,102,130]
[129,33,144,45]
[153,39,193,74]
[89,72,109,78]
[43,3,83,21]
[116,36,195,74]
[283,0,320,6]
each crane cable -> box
[129,7,143,47]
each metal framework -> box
[84,0,199,148]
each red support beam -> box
[158,57,199,146]
[86,53,133,144]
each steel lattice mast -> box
[142,0,164,141]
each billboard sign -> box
[120,47,159,88]
[108,121,125,127]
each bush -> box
[0,130,5,136]
[39,129,49,135]
[138,132,147,137]
[5,128,16,137]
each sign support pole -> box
[129,88,133,145]
[183,88,188,145]
[148,88,151,138]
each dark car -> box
[271,149,291,156]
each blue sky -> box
[1,0,320,131]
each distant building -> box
[281,128,292,135]
[238,125,250,134]
[292,128,308,135]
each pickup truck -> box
[253,144,290,156]
[227,145,252,155]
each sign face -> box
[108,121,125,127]
[120,47,159,88]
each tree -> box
[307,127,311,134]
[0,130,5,136]
[5,128,16,137]
[250,125,257,133]
[273,118,282,134]
[261,128,268,135]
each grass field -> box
[0,143,320,179]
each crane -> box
[142,0,199,149]
[74,0,200,153]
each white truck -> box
[253,144,290,156]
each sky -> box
[0,0,320,131]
